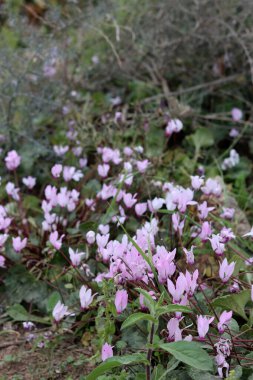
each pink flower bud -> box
[86,231,95,244]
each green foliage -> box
[212,290,251,321]
[3,265,50,311]
[7,304,50,325]
[157,342,213,372]
[86,354,149,380]
[121,312,156,330]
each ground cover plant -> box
[1,108,253,380]
[1,1,253,380]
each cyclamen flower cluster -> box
[1,124,252,379]
[42,185,80,232]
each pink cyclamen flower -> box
[172,213,185,236]
[136,159,150,173]
[53,145,69,156]
[230,281,240,293]
[135,202,147,216]
[69,248,84,267]
[220,207,235,220]
[208,234,225,256]
[199,221,212,242]
[45,185,58,206]
[49,231,64,250]
[79,285,94,309]
[220,227,235,244]
[115,289,128,314]
[0,255,6,268]
[62,166,75,182]
[52,301,69,322]
[12,237,27,252]
[98,224,110,235]
[5,150,21,171]
[6,182,20,201]
[167,318,182,342]
[198,201,215,220]
[243,227,253,238]
[201,178,222,197]
[197,315,214,340]
[167,274,186,303]
[191,175,204,190]
[183,246,195,265]
[114,111,122,123]
[79,157,88,168]
[229,128,239,138]
[171,187,196,213]
[101,343,113,361]
[96,233,109,249]
[22,176,36,189]
[123,147,133,156]
[219,258,235,283]
[51,164,63,178]
[231,107,243,121]
[123,193,137,208]
[165,119,183,136]
[217,311,233,334]
[153,247,176,283]
[23,321,35,331]
[86,230,96,244]
[184,269,199,297]
[151,197,164,211]
[97,164,110,178]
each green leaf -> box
[7,304,50,325]
[212,290,251,320]
[86,354,149,380]
[23,195,41,212]
[157,341,213,371]
[136,288,156,315]
[156,305,192,317]
[121,312,156,330]
[4,265,49,311]
[190,127,214,152]
[79,221,97,234]
[146,123,165,158]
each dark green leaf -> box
[212,290,251,320]
[86,354,149,380]
[156,305,192,317]
[157,341,213,371]
[7,304,50,325]
[121,312,156,330]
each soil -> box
[0,329,94,380]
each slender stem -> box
[146,323,155,380]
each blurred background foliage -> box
[0,0,253,214]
